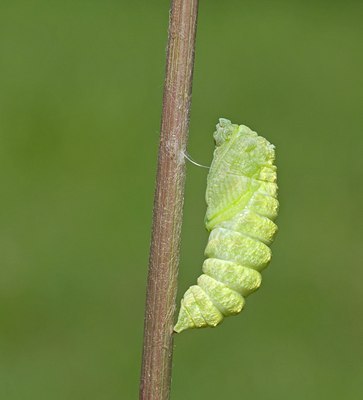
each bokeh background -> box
[1,0,362,399]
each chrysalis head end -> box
[214,118,238,146]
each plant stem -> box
[139,1,199,399]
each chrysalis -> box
[174,118,278,333]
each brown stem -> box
[139,1,199,399]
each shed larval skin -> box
[174,118,278,333]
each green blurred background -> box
[1,0,362,399]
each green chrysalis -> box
[174,118,278,333]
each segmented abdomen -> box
[174,120,278,333]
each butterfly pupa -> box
[174,118,278,333]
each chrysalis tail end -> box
[173,302,195,333]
